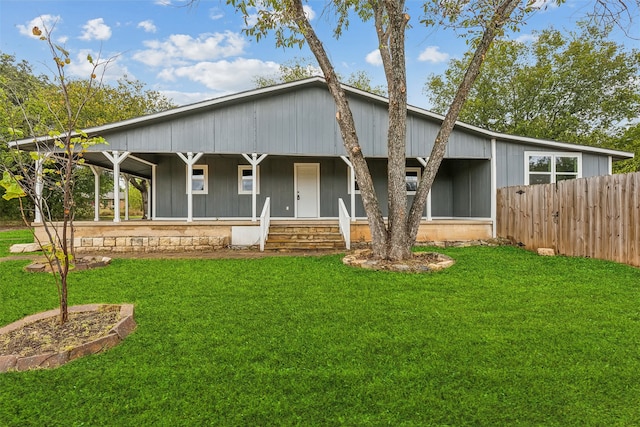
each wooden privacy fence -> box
[497,172,640,268]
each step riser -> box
[264,225,345,250]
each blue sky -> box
[1,0,638,109]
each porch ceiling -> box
[83,152,153,179]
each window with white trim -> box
[238,165,260,194]
[525,152,581,185]
[187,165,208,194]
[347,168,360,194]
[406,167,421,194]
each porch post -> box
[151,165,157,219]
[177,152,204,222]
[103,151,130,223]
[89,165,101,221]
[146,178,152,220]
[124,177,130,221]
[490,139,497,238]
[417,157,432,221]
[33,157,45,224]
[242,153,268,222]
[340,156,356,221]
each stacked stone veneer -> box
[33,222,231,254]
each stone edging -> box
[0,304,136,373]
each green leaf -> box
[0,171,26,200]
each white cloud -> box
[133,31,247,67]
[365,49,382,66]
[79,18,112,41]
[302,5,316,20]
[137,20,157,33]
[66,49,130,83]
[516,33,538,43]
[159,58,280,93]
[529,0,560,10]
[418,46,449,63]
[209,8,224,20]
[17,15,62,38]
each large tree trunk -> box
[292,0,389,258]
[375,0,411,260]
[293,0,521,260]
[129,177,149,219]
[406,0,522,243]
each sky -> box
[1,0,639,109]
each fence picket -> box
[496,172,640,268]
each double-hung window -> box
[347,167,422,194]
[405,167,421,194]
[238,165,260,194]
[187,165,208,194]
[525,152,581,185]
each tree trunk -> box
[406,0,522,243]
[376,0,411,260]
[129,177,149,219]
[292,0,389,258]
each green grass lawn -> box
[0,228,33,257]
[1,239,639,426]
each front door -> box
[294,163,320,218]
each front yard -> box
[1,231,639,425]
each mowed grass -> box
[1,239,639,426]
[0,228,33,257]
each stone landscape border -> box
[343,249,456,272]
[0,304,136,373]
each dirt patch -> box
[0,308,119,357]
[0,304,136,372]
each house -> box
[16,77,634,253]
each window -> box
[187,165,208,194]
[525,152,581,185]
[347,168,360,194]
[406,167,421,194]
[238,165,260,194]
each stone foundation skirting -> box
[33,221,232,254]
[73,235,229,253]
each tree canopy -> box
[424,23,640,155]
[253,56,387,96]
[0,52,176,220]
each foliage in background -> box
[0,52,176,221]
[253,56,387,96]
[424,23,640,171]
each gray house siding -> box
[36,78,625,223]
[495,140,612,189]
[92,84,495,161]
[154,154,490,219]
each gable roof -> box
[12,76,633,161]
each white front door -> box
[295,163,320,218]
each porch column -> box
[124,177,130,220]
[490,139,497,238]
[33,157,45,224]
[417,157,432,221]
[340,156,356,221]
[151,164,157,219]
[242,153,268,222]
[177,152,204,222]
[89,165,101,222]
[146,178,152,220]
[103,151,130,223]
